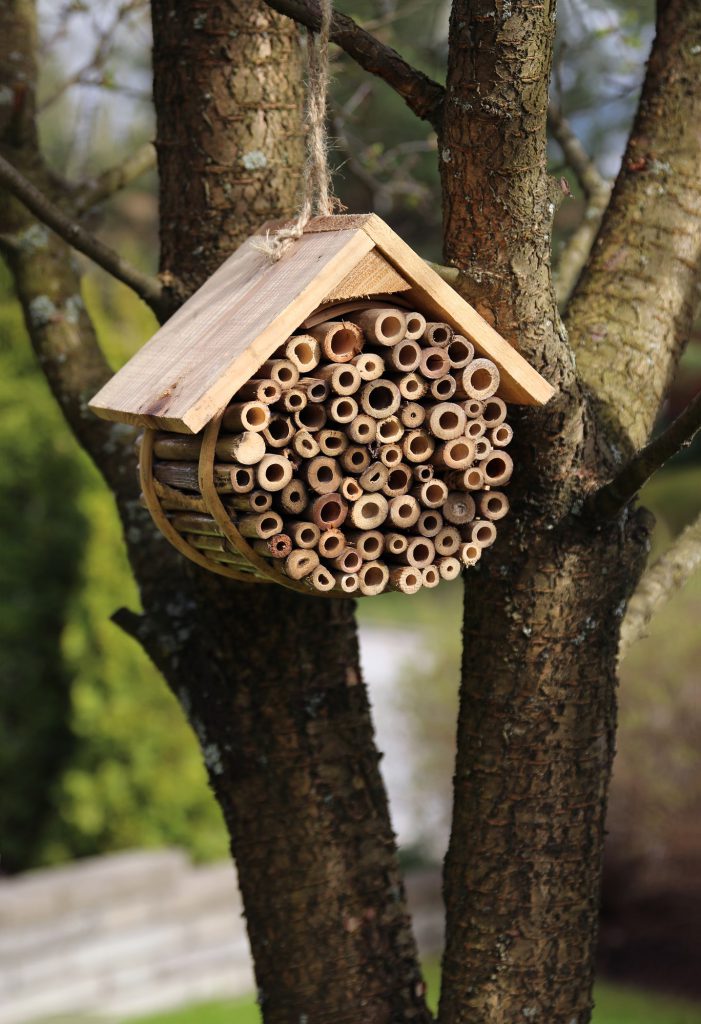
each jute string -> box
[256,0,335,260]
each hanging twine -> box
[256,0,335,261]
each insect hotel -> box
[90,215,554,597]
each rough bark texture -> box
[1,3,429,1021]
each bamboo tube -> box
[170,512,223,536]
[350,308,407,346]
[403,311,427,342]
[263,415,295,449]
[379,443,403,468]
[352,352,385,381]
[467,519,497,548]
[413,479,449,509]
[419,347,451,379]
[345,529,384,560]
[430,374,457,401]
[341,477,363,502]
[328,396,358,423]
[292,429,320,459]
[185,533,227,553]
[358,560,389,596]
[427,402,467,441]
[317,528,346,560]
[459,541,482,567]
[478,490,510,521]
[222,401,270,433]
[431,437,475,470]
[447,335,475,369]
[318,429,349,457]
[421,565,440,589]
[474,437,493,461]
[347,414,377,445]
[443,491,476,525]
[383,464,413,497]
[304,455,342,494]
[333,572,359,594]
[388,567,423,595]
[254,359,299,389]
[402,430,435,463]
[388,339,421,372]
[340,445,371,474]
[350,493,389,530]
[153,461,234,493]
[388,494,420,529]
[481,450,513,486]
[435,526,461,556]
[254,533,292,559]
[465,418,487,440]
[360,379,401,419]
[294,403,327,433]
[308,320,363,363]
[314,363,361,395]
[153,431,265,466]
[376,416,404,445]
[390,537,435,568]
[397,373,427,401]
[412,464,434,482]
[286,335,321,373]
[437,556,462,581]
[311,492,348,531]
[230,465,256,493]
[256,455,293,492]
[359,461,389,493]
[307,564,336,592]
[242,490,274,513]
[417,510,443,537]
[298,378,330,403]
[491,424,513,448]
[399,401,426,428]
[385,532,409,556]
[463,398,485,419]
[446,465,484,491]
[235,378,281,405]
[281,388,308,414]
[280,479,308,514]
[150,478,207,511]
[482,396,508,427]
[461,358,500,400]
[288,521,321,549]
[284,548,320,580]
[422,322,453,348]
[330,546,362,574]
[237,512,284,540]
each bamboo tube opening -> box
[480,491,509,521]
[336,573,359,593]
[437,556,461,581]
[404,312,427,341]
[290,522,320,548]
[474,438,492,460]
[293,430,319,459]
[383,464,412,497]
[352,353,384,380]
[304,379,330,403]
[379,443,402,467]
[350,494,389,529]
[422,480,448,508]
[460,542,481,566]
[482,396,507,426]
[341,445,370,473]
[249,490,273,512]
[347,414,376,444]
[435,526,461,555]
[333,367,361,395]
[287,336,320,373]
[389,567,422,595]
[329,397,357,422]
[413,464,433,482]
[236,379,281,405]
[351,309,407,346]
[285,549,319,580]
[420,348,451,379]
[244,513,283,539]
[447,336,474,369]
[256,456,293,491]
[431,375,457,400]
[465,419,486,439]
[389,494,420,528]
[264,415,295,447]
[482,451,513,486]
[341,477,363,501]
[318,529,345,559]
[423,323,453,347]
[281,480,307,514]
[261,359,299,388]
[463,399,484,419]
[349,530,384,559]
[258,533,292,559]
[312,492,348,530]
[315,321,363,363]
[360,462,389,492]
[332,547,362,573]
[225,402,270,432]
[295,403,327,432]
[385,533,409,556]
[358,561,389,595]
[318,430,348,456]
[282,388,307,412]
[422,565,440,589]
[403,430,434,462]
[443,491,476,525]
[462,359,500,399]
[306,455,341,494]
[434,438,473,470]
[309,565,335,591]
[492,424,513,447]
[361,380,401,418]
[398,374,426,401]
[429,403,467,441]
[390,339,421,372]
[471,520,497,547]
[400,401,425,427]
[406,538,435,568]
[376,416,403,444]
[231,466,255,493]
[463,467,484,490]
[418,510,442,537]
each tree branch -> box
[74,141,156,214]
[548,102,611,307]
[620,510,701,658]
[587,391,701,519]
[263,0,445,129]
[0,153,175,316]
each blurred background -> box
[1,1,699,1021]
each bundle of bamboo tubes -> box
[140,306,514,596]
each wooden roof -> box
[89,214,556,434]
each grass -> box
[128,975,701,1024]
